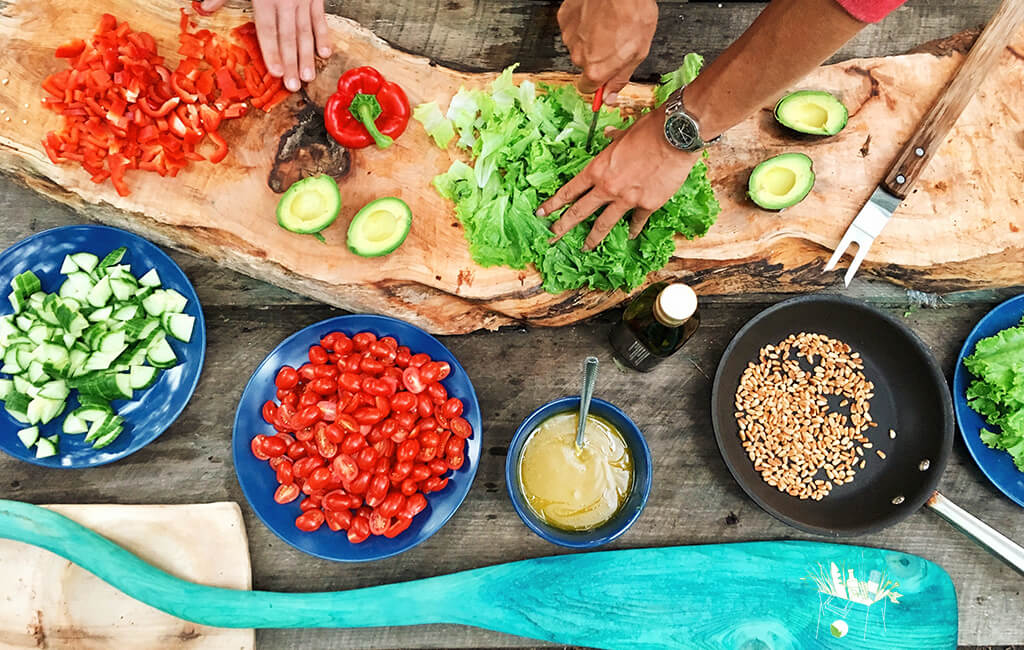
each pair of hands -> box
[542,0,696,250]
[200,0,331,92]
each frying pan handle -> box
[927,492,1024,575]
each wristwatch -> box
[663,87,719,152]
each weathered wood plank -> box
[329,0,1003,73]
[0,299,1020,646]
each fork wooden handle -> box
[882,0,1024,199]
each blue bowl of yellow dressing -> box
[506,396,652,548]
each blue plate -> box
[953,293,1024,508]
[0,225,206,468]
[232,315,482,562]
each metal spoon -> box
[575,356,599,449]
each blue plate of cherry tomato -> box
[232,314,482,562]
[0,225,205,468]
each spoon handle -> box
[575,356,600,447]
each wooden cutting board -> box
[0,0,1022,334]
[0,503,253,650]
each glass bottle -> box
[609,282,700,372]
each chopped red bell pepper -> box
[55,39,86,59]
[324,67,410,149]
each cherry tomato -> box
[384,515,412,538]
[307,466,333,490]
[397,439,420,463]
[348,515,370,543]
[378,336,398,351]
[450,417,473,439]
[298,363,317,381]
[390,459,413,482]
[354,407,383,425]
[362,378,389,397]
[366,475,390,507]
[335,413,358,433]
[295,405,321,428]
[299,391,320,409]
[409,464,431,482]
[275,366,299,389]
[276,459,294,483]
[368,509,390,535]
[333,336,353,355]
[404,493,428,517]
[416,393,434,418]
[322,490,348,512]
[261,436,288,458]
[340,432,367,455]
[419,363,440,384]
[250,435,271,460]
[422,476,446,493]
[295,509,325,532]
[379,375,399,396]
[348,471,371,495]
[287,441,307,460]
[360,356,385,376]
[426,383,447,404]
[402,367,426,393]
[400,477,418,496]
[276,388,297,404]
[445,436,465,458]
[446,454,465,470]
[409,353,430,368]
[339,372,362,393]
[352,331,377,351]
[310,377,337,395]
[372,438,395,457]
[274,483,300,504]
[293,456,323,479]
[344,354,361,373]
[379,491,405,518]
[441,397,464,419]
[428,459,448,476]
[320,332,340,350]
[395,349,412,368]
[295,425,314,442]
[370,341,397,364]
[308,345,329,365]
[332,454,359,483]
[355,446,378,471]
[391,392,416,412]
[426,361,451,381]
[262,400,278,423]
[323,423,345,444]
[300,496,321,512]
[315,429,338,459]
[313,364,337,378]
[325,509,352,531]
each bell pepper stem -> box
[349,93,393,149]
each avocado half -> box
[774,90,848,136]
[748,153,815,211]
[276,174,342,235]
[347,197,413,258]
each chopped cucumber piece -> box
[91,426,123,449]
[11,270,41,296]
[59,272,94,302]
[70,252,99,273]
[98,247,127,270]
[17,426,40,449]
[87,276,113,308]
[59,255,78,274]
[129,365,158,390]
[62,412,88,434]
[141,291,167,316]
[99,330,126,354]
[88,305,114,323]
[113,304,139,321]
[138,268,161,287]
[162,289,189,314]
[72,406,113,423]
[146,337,177,369]
[0,378,12,401]
[8,290,26,313]
[164,313,195,342]
[34,437,57,458]
[111,278,136,302]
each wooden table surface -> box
[1,0,1022,648]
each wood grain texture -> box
[0,503,253,650]
[0,0,1022,333]
[0,501,959,650]
[881,0,1024,198]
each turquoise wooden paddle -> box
[0,500,957,649]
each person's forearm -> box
[684,0,866,139]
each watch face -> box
[665,113,702,151]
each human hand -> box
[201,0,332,91]
[536,107,698,251]
[557,0,658,104]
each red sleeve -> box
[834,0,906,23]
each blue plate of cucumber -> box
[0,225,205,467]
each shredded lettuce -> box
[421,58,719,293]
[412,101,455,149]
[964,317,1024,472]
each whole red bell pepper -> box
[324,66,410,149]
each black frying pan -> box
[712,295,1024,573]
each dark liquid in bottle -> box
[609,282,700,372]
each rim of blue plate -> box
[0,225,206,468]
[505,396,652,548]
[953,293,1024,508]
[232,314,482,562]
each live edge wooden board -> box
[0,0,1022,334]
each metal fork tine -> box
[843,238,875,287]
[824,228,859,272]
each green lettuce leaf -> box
[412,101,455,149]
[964,316,1024,471]
[430,60,720,293]
[654,53,705,106]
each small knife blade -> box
[584,86,604,153]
